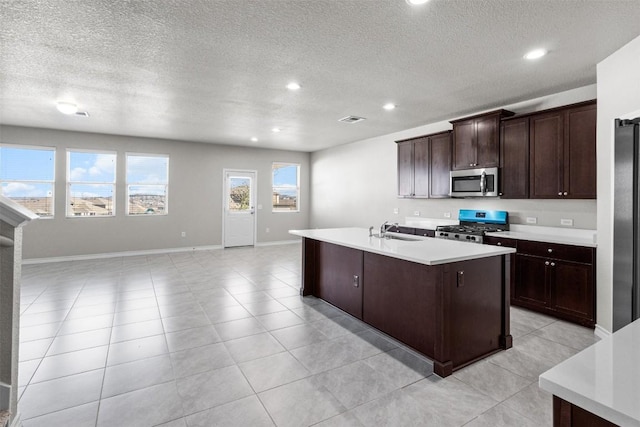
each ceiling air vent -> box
[338,115,366,124]
[75,111,90,117]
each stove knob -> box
[465,236,471,240]
[471,236,477,241]
[454,234,459,239]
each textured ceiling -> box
[1,1,640,152]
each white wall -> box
[0,126,310,260]
[311,85,598,231]
[596,34,640,333]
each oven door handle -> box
[480,171,486,195]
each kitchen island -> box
[539,319,640,427]
[289,227,516,377]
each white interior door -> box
[223,170,256,247]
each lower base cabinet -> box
[553,396,617,427]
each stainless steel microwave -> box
[449,167,499,197]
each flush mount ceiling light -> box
[250,137,258,142]
[406,0,429,5]
[272,127,281,133]
[286,82,301,91]
[383,103,397,111]
[524,48,548,60]
[56,102,78,115]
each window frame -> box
[0,143,56,218]
[272,162,300,213]
[125,152,169,216]
[66,148,117,218]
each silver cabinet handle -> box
[548,248,553,253]
[558,192,562,196]
[353,275,359,287]
[563,192,568,196]
[545,261,550,266]
[497,242,502,246]
[550,262,556,267]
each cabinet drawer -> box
[518,240,593,264]
[483,236,516,248]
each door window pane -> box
[228,177,251,212]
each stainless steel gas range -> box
[435,209,508,244]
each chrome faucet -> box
[380,221,398,237]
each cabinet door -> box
[429,132,451,197]
[564,103,597,199]
[316,242,363,319]
[514,254,549,307]
[475,115,500,168]
[363,252,437,356]
[500,118,529,198]
[530,112,564,198]
[413,137,430,197]
[551,260,594,323]
[452,120,476,170]
[397,141,414,197]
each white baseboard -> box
[255,239,300,247]
[23,245,223,264]
[10,412,20,427]
[594,324,612,340]
[23,239,301,265]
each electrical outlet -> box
[181,232,186,237]
[444,212,451,218]
[266,227,270,233]
[257,204,263,210]
[526,217,537,224]
[414,211,420,216]
[561,218,574,226]
[393,208,399,214]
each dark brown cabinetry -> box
[451,109,514,170]
[397,131,451,198]
[529,101,597,199]
[500,117,530,198]
[315,241,363,319]
[513,240,595,327]
[300,237,512,377]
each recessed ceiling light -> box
[56,102,78,115]
[383,103,397,111]
[524,48,547,60]
[286,82,301,91]
[250,137,258,142]
[272,127,281,133]
[406,0,429,5]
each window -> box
[0,144,55,217]
[126,154,169,215]
[272,162,299,212]
[67,150,116,217]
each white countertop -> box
[486,224,597,247]
[289,227,515,266]
[539,319,640,427]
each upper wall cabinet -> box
[397,131,451,198]
[500,117,530,198]
[451,109,515,170]
[529,101,597,199]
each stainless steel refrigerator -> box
[613,117,640,331]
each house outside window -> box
[67,150,116,217]
[272,163,299,212]
[0,144,55,217]
[126,153,169,215]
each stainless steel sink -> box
[371,233,421,242]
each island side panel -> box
[315,241,364,319]
[448,255,505,368]
[502,254,513,349]
[362,252,439,364]
[300,237,317,296]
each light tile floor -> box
[17,243,599,427]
